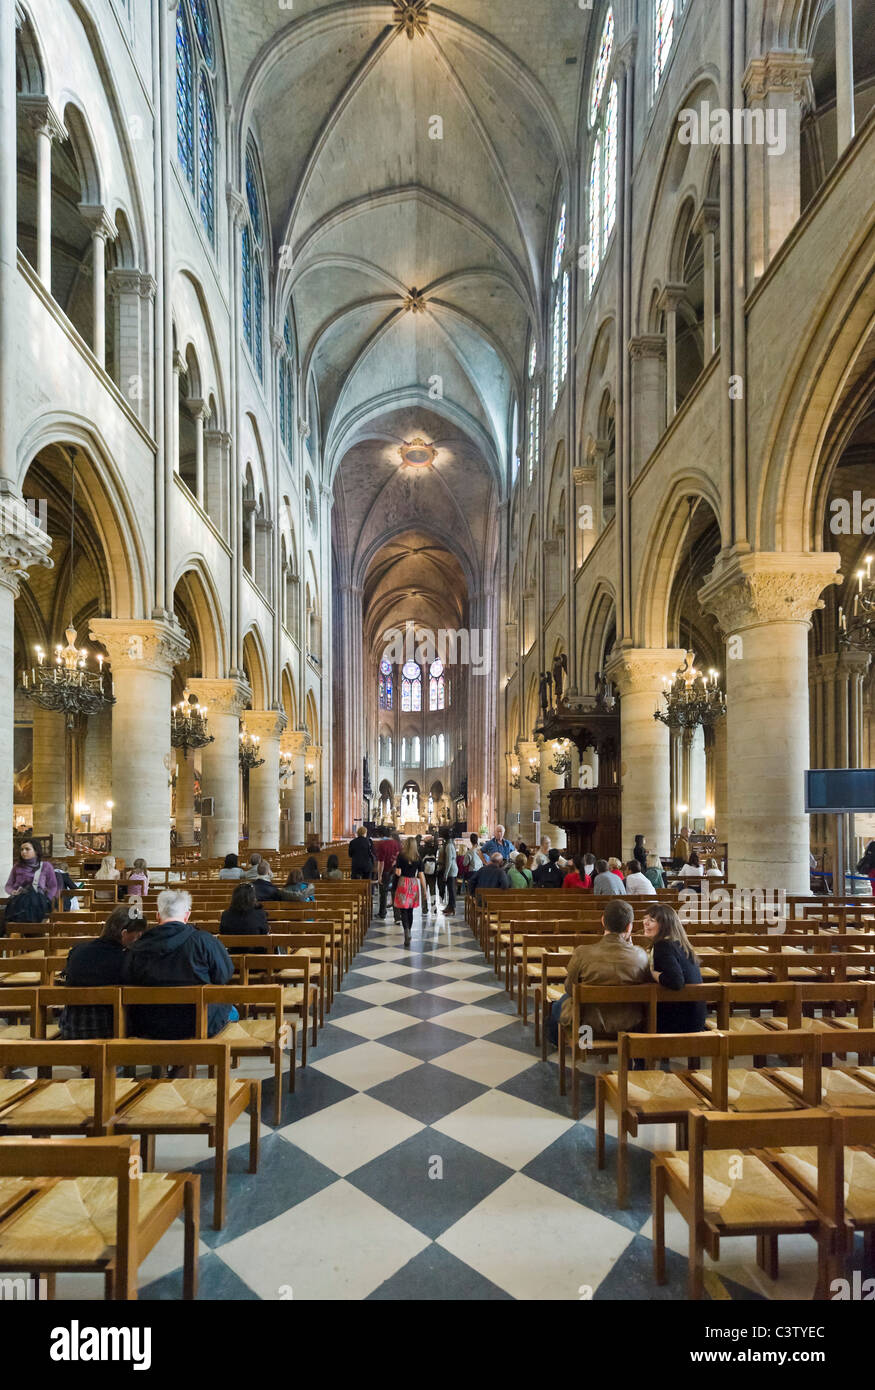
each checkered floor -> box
[50,905,859,1300]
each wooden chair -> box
[769,1028,875,1107]
[0,1135,199,1300]
[0,1041,138,1136]
[652,1108,838,1299]
[0,987,48,1040]
[107,1039,260,1230]
[239,953,314,1065]
[562,984,656,1119]
[37,986,123,1042]
[206,984,289,1124]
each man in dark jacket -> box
[122,888,234,1038]
[374,833,401,918]
[470,853,510,892]
[60,902,145,1038]
[348,826,376,881]
[533,848,566,888]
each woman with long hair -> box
[220,881,269,936]
[3,837,60,930]
[641,904,707,1033]
[393,837,427,947]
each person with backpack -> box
[3,838,60,931]
[393,838,427,947]
[438,836,459,915]
[532,847,566,888]
[463,833,485,878]
[420,835,439,912]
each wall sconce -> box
[304,763,316,787]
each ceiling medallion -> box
[403,286,427,313]
[398,438,437,467]
[393,1,429,40]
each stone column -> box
[699,551,841,893]
[694,203,720,358]
[175,750,196,847]
[835,0,855,154]
[89,617,190,867]
[0,510,54,868]
[629,336,666,477]
[606,647,686,862]
[186,676,251,859]
[743,53,813,280]
[18,96,64,287]
[32,707,69,854]
[242,709,287,851]
[712,715,728,839]
[204,429,230,538]
[539,739,567,849]
[78,206,116,369]
[106,270,156,427]
[504,750,521,834]
[171,349,185,475]
[657,285,685,424]
[573,464,597,564]
[517,739,540,846]
[187,399,208,508]
[283,730,307,845]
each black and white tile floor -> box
[50,904,857,1299]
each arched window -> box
[587,10,617,295]
[437,732,446,763]
[654,0,675,91]
[429,660,445,712]
[379,659,394,711]
[401,661,422,713]
[549,203,569,412]
[242,140,265,381]
[176,0,216,243]
[279,312,295,452]
[527,384,541,486]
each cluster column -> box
[186,676,251,859]
[605,647,686,862]
[89,617,190,867]
[281,730,308,847]
[242,709,287,852]
[32,708,69,855]
[699,552,841,893]
[539,739,567,850]
[517,739,540,846]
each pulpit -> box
[537,698,621,858]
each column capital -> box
[573,465,596,486]
[743,50,813,104]
[77,204,117,241]
[281,730,308,757]
[226,185,247,229]
[172,348,186,376]
[89,616,189,676]
[616,30,637,72]
[836,648,872,678]
[17,94,65,142]
[187,675,252,716]
[243,708,288,741]
[628,333,666,361]
[698,551,841,634]
[693,200,720,238]
[106,268,154,300]
[185,397,210,423]
[605,646,687,695]
[204,428,232,449]
[0,500,53,594]
[657,283,686,315]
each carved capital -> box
[243,708,288,742]
[743,50,813,104]
[89,617,190,677]
[605,646,687,696]
[693,200,720,239]
[657,282,687,315]
[77,204,117,242]
[628,334,666,361]
[106,268,152,300]
[226,185,248,229]
[187,676,252,717]
[17,95,65,142]
[0,499,53,595]
[281,730,308,758]
[573,465,597,487]
[698,551,842,635]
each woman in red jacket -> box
[561,855,592,891]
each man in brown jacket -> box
[548,898,650,1044]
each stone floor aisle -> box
[133,900,832,1300]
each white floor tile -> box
[311,1040,423,1091]
[431,1038,534,1087]
[278,1092,424,1176]
[433,1005,515,1038]
[343,981,419,1005]
[432,1089,574,1169]
[329,1007,422,1040]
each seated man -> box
[59,902,145,1038]
[470,852,510,892]
[548,899,649,1046]
[532,847,565,888]
[591,857,626,895]
[122,888,234,1038]
[242,853,262,881]
[251,860,282,902]
[623,859,657,896]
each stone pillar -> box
[835,0,855,155]
[699,552,841,893]
[18,96,64,287]
[186,676,251,859]
[175,750,196,846]
[573,464,597,564]
[505,750,521,834]
[31,707,68,854]
[283,730,307,846]
[517,739,540,846]
[106,270,156,428]
[657,286,685,424]
[694,203,720,358]
[539,739,567,849]
[172,350,185,475]
[204,429,230,538]
[606,647,686,862]
[242,709,287,851]
[89,618,190,867]
[78,206,116,369]
[712,715,728,839]
[186,399,208,508]
[629,336,666,476]
[743,53,813,280]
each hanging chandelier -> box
[654,651,726,730]
[17,450,115,729]
[239,730,264,771]
[525,755,541,785]
[280,751,295,783]
[507,755,521,790]
[838,557,875,653]
[304,760,316,787]
[171,693,213,759]
[549,740,573,777]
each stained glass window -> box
[380,660,393,711]
[528,338,537,380]
[279,366,287,447]
[246,148,262,246]
[561,272,570,384]
[176,8,194,189]
[588,137,601,291]
[197,78,214,240]
[429,660,445,711]
[589,7,614,126]
[285,365,293,450]
[551,202,567,283]
[401,661,421,713]
[191,0,214,66]
[603,81,618,246]
[241,225,252,349]
[551,290,561,411]
[283,315,293,356]
[527,386,539,485]
[253,258,263,380]
[654,0,675,90]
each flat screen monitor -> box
[805,769,875,814]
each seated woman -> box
[4,838,60,930]
[561,855,591,891]
[280,868,315,903]
[94,854,120,881]
[220,882,269,937]
[60,902,145,1038]
[302,856,321,883]
[643,851,666,889]
[325,854,344,880]
[677,850,703,878]
[218,852,244,881]
[642,904,707,1033]
[507,853,533,888]
[607,857,625,883]
[126,858,150,898]
[703,856,723,878]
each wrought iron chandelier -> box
[17,449,115,729]
[304,761,317,787]
[654,651,726,730]
[171,693,213,759]
[525,754,541,785]
[838,557,875,653]
[549,740,573,777]
[239,730,264,771]
[508,755,521,791]
[279,751,295,783]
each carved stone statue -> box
[539,670,552,716]
[552,652,568,704]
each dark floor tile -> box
[383,992,465,1021]
[593,1233,765,1301]
[193,1132,339,1249]
[261,1065,356,1126]
[141,1251,261,1301]
[367,1062,488,1123]
[497,1060,588,1116]
[378,1021,475,1060]
[367,1243,513,1300]
[521,1124,651,1232]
